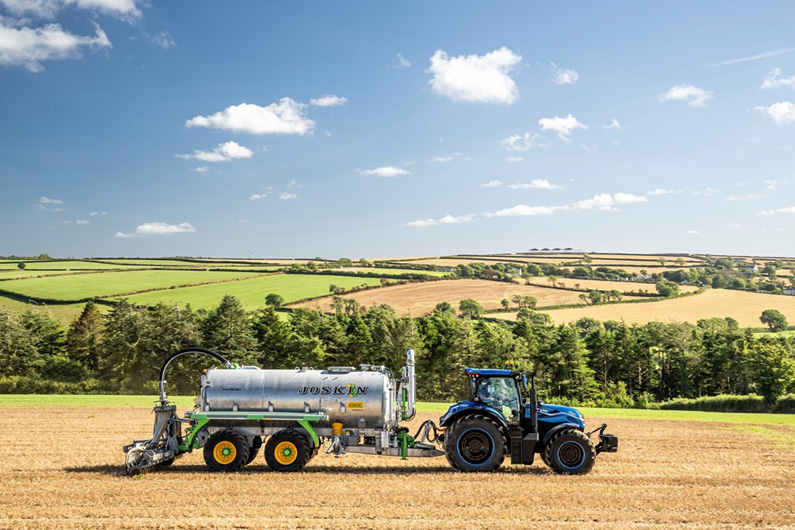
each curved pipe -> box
[159,347,234,403]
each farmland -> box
[121,273,386,310]
[495,288,795,327]
[524,277,700,294]
[0,399,792,529]
[292,279,650,315]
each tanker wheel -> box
[444,414,505,472]
[264,430,310,472]
[204,430,250,472]
[246,436,262,466]
[544,429,596,475]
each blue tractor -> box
[439,368,618,474]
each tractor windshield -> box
[476,377,520,423]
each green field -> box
[336,267,450,277]
[0,269,264,301]
[0,296,97,322]
[0,269,80,279]
[1,394,792,426]
[122,273,385,310]
[0,260,126,270]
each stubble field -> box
[0,401,793,529]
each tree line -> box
[0,295,793,408]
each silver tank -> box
[201,366,395,429]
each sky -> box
[1,1,795,259]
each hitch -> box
[587,423,619,454]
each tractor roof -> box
[464,368,516,377]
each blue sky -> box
[1,1,795,258]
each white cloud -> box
[357,166,410,178]
[176,141,253,163]
[505,156,524,163]
[659,84,712,107]
[431,156,454,163]
[604,119,622,130]
[501,132,538,152]
[582,143,598,152]
[427,46,521,104]
[648,189,674,196]
[186,98,315,135]
[75,219,89,225]
[279,192,297,200]
[406,214,476,227]
[507,179,563,190]
[0,0,141,20]
[249,193,266,201]
[115,221,195,238]
[538,114,588,143]
[193,166,209,173]
[113,231,137,238]
[571,192,648,211]
[0,21,111,72]
[759,206,795,216]
[686,230,701,235]
[39,196,62,204]
[725,193,763,202]
[89,211,106,216]
[755,101,795,124]
[485,205,561,217]
[552,63,578,85]
[150,30,175,49]
[287,179,300,188]
[310,94,347,107]
[482,180,503,188]
[394,52,410,68]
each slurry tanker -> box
[124,347,617,475]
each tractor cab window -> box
[476,377,520,423]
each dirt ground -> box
[0,407,793,529]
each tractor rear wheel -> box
[544,429,596,475]
[444,414,505,472]
[265,430,311,472]
[204,430,250,472]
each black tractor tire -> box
[246,436,262,465]
[444,414,505,472]
[544,429,596,475]
[203,430,250,472]
[264,430,311,472]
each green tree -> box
[760,309,788,332]
[748,341,795,404]
[458,299,484,319]
[264,293,285,308]
[17,262,26,270]
[655,280,680,298]
[434,301,454,314]
[500,298,510,310]
[0,308,38,376]
[66,301,104,371]
[201,295,256,364]
[252,306,294,367]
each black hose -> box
[158,347,234,404]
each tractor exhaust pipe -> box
[400,348,416,421]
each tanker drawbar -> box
[123,347,617,475]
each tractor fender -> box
[440,402,511,439]
[542,423,583,447]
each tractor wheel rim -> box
[558,441,585,469]
[458,429,493,465]
[213,441,237,465]
[274,441,298,465]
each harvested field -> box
[496,288,795,327]
[0,402,793,529]
[525,278,699,293]
[292,279,646,314]
[401,258,529,267]
[334,267,450,277]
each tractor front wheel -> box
[444,415,505,472]
[264,430,311,472]
[544,429,596,475]
[204,430,250,472]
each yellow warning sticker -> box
[347,401,364,410]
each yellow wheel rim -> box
[274,441,298,465]
[213,441,237,465]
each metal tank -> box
[201,365,396,430]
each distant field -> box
[122,274,385,310]
[0,295,96,322]
[525,277,699,293]
[202,258,318,265]
[334,267,450,277]
[0,269,80,279]
[0,260,124,270]
[0,270,261,301]
[495,288,795,327]
[402,258,525,267]
[93,259,211,266]
[293,279,647,315]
